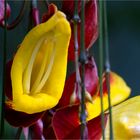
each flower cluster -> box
[3,0,140,139]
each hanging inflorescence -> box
[0,0,134,139]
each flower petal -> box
[52,105,80,139]
[86,72,131,121]
[103,72,131,105]
[42,4,57,23]
[64,115,108,140]
[9,8,71,114]
[52,105,107,139]
[42,111,57,139]
[58,56,98,107]
[5,103,44,127]
[105,96,140,140]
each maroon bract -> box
[58,56,98,107]
[61,0,98,60]
[61,0,82,20]
[42,4,57,23]
[52,105,107,139]
[5,60,45,127]
[53,105,79,139]
[42,111,57,139]
[5,103,44,127]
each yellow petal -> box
[108,72,131,105]
[9,9,71,114]
[105,96,140,140]
[86,72,131,121]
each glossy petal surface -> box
[7,9,71,114]
[86,72,131,121]
[105,96,140,140]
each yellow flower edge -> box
[86,72,131,121]
[105,95,140,140]
[6,8,71,114]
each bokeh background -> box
[0,0,140,138]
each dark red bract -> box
[62,0,98,60]
[52,105,107,139]
[58,56,98,107]
[5,60,45,127]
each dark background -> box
[0,0,140,138]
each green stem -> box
[0,0,7,137]
[103,1,113,139]
[99,0,105,139]
[44,0,49,8]
[15,127,22,139]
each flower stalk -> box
[0,0,7,137]
[73,0,81,104]
[15,127,22,139]
[103,1,113,140]
[32,0,40,26]
[99,0,105,139]
[79,1,88,139]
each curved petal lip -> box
[9,9,71,114]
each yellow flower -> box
[105,96,140,140]
[86,72,131,121]
[6,7,71,114]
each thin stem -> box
[73,0,81,85]
[103,1,113,140]
[44,0,49,9]
[0,0,27,30]
[79,1,88,139]
[99,0,105,139]
[15,127,22,140]
[0,0,7,137]
[32,0,40,26]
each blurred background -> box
[0,0,140,138]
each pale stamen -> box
[22,36,46,93]
[33,46,55,93]
[31,39,55,93]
